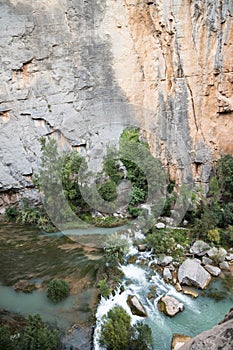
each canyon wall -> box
[0,0,233,210]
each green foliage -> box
[145,228,189,258]
[20,314,59,350]
[100,306,131,350]
[47,279,70,303]
[5,206,19,221]
[0,325,14,350]
[130,322,153,350]
[216,155,233,201]
[61,151,87,211]
[207,228,220,244]
[103,233,129,263]
[99,306,153,350]
[129,186,146,206]
[97,279,111,298]
[103,147,124,185]
[16,200,53,231]
[0,315,60,350]
[98,180,117,202]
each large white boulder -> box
[178,258,212,289]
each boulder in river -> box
[190,240,210,257]
[178,258,212,289]
[171,334,192,350]
[163,267,172,281]
[127,295,147,317]
[160,256,173,267]
[204,264,221,277]
[207,247,227,263]
[158,295,184,317]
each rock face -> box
[158,295,184,317]
[127,295,147,317]
[178,258,212,289]
[179,308,233,350]
[0,0,233,210]
[190,241,210,257]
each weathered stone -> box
[13,280,37,293]
[127,295,147,317]
[163,267,172,281]
[182,287,198,298]
[207,247,227,263]
[160,256,173,267]
[178,258,212,289]
[190,240,210,257]
[171,334,192,350]
[202,256,213,265]
[158,295,184,317]
[0,0,233,214]
[204,264,221,277]
[226,254,233,262]
[174,283,182,292]
[155,222,166,229]
[219,261,230,271]
[137,244,147,252]
[179,308,233,350]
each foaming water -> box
[94,248,233,350]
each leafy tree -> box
[99,306,131,350]
[20,314,59,350]
[216,155,233,201]
[98,180,118,202]
[99,306,153,350]
[0,325,14,350]
[47,279,70,303]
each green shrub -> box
[99,306,131,350]
[47,279,70,303]
[0,325,14,350]
[216,154,233,201]
[97,279,111,298]
[103,147,124,185]
[98,180,117,202]
[20,314,59,350]
[5,206,19,221]
[99,306,153,350]
[207,228,220,244]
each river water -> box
[0,224,232,349]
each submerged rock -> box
[13,280,37,293]
[127,295,147,317]
[160,256,173,266]
[178,258,211,289]
[62,324,92,350]
[171,334,191,350]
[190,240,210,257]
[204,264,221,277]
[182,286,198,298]
[158,295,184,317]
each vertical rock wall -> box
[0,0,232,209]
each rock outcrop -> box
[0,0,233,211]
[158,295,184,317]
[179,308,233,350]
[127,295,147,317]
[178,258,211,289]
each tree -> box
[0,325,14,350]
[47,279,70,303]
[20,314,59,350]
[99,306,153,350]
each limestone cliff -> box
[0,0,232,210]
